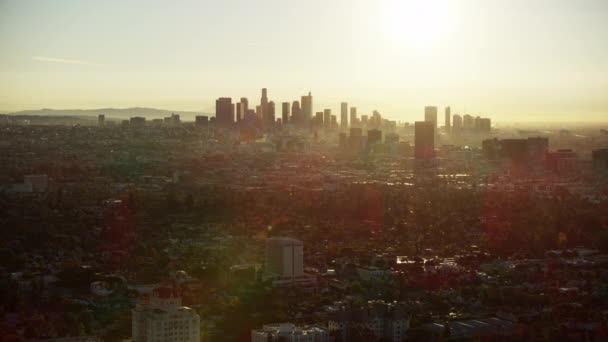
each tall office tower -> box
[237,98,247,122]
[235,102,242,122]
[132,287,200,342]
[445,106,451,132]
[265,237,304,279]
[260,88,269,117]
[341,102,348,129]
[323,109,331,129]
[463,114,474,130]
[361,115,369,127]
[370,110,381,128]
[261,88,268,101]
[350,107,358,127]
[265,101,276,128]
[452,114,463,135]
[301,92,313,126]
[240,97,249,117]
[424,106,438,129]
[281,102,290,125]
[215,97,234,126]
[291,101,301,124]
[415,121,435,159]
[98,114,105,127]
[331,115,337,129]
[474,117,491,133]
[314,112,324,129]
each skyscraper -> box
[474,117,491,133]
[260,88,271,128]
[261,88,268,115]
[370,110,381,129]
[240,97,249,115]
[314,112,323,129]
[463,114,474,129]
[265,101,276,128]
[415,121,435,159]
[452,114,462,135]
[235,102,242,122]
[323,109,331,130]
[341,102,348,129]
[239,97,248,122]
[424,106,438,129]
[361,115,368,127]
[445,106,451,132]
[215,97,234,126]
[350,107,357,127]
[282,102,290,125]
[301,92,313,126]
[98,114,105,127]
[291,101,301,124]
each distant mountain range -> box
[4,107,210,121]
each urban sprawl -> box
[1,88,608,341]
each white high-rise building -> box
[132,287,200,342]
[264,237,316,288]
[251,323,329,342]
[265,237,304,278]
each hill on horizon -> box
[4,107,210,121]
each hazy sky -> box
[1,0,607,122]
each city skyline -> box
[2,1,608,341]
[1,0,608,122]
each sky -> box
[0,0,607,122]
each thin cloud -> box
[246,42,270,48]
[33,56,105,67]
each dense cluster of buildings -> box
[0,89,607,341]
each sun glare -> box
[383,0,453,49]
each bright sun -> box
[383,0,453,49]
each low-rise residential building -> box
[251,323,328,342]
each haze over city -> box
[1,0,608,122]
[2,1,608,342]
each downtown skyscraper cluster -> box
[214,88,368,132]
